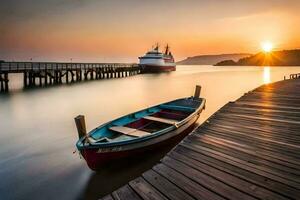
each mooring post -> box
[74,115,87,141]
[194,85,201,98]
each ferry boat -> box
[139,44,176,73]
[75,86,205,170]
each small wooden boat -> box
[75,86,205,170]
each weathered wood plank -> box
[185,136,300,179]
[153,163,226,200]
[174,145,299,199]
[180,141,300,188]
[197,131,300,166]
[100,194,114,200]
[162,156,257,200]
[199,127,300,160]
[129,177,168,200]
[112,185,141,200]
[169,150,290,200]
[142,170,194,200]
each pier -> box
[0,62,141,92]
[101,77,300,200]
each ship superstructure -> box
[139,44,176,72]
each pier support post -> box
[71,71,75,82]
[59,71,62,83]
[66,71,69,83]
[91,71,94,80]
[54,71,58,84]
[23,71,28,87]
[84,71,87,80]
[77,70,80,81]
[45,72,48,86]
[28,72,32,86]
[4,73,9,92]
[0,74,3,92]
[39,73,42,86]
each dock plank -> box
[168,150,290,200]
[153,163,225,200]
[112,185,141,200]
[161,156,256,200]
[129,177,168,200]
[142,170,194,200]
[100,194,114,200]
[174,145,299,199]
[100,78,300,199]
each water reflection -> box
[1,65,300,200]
[263,66,271,84]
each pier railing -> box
[0,62,135,73]
[0,62,141,92]
[289,73,300,79]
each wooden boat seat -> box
[109,126,151,137]
[143,116,179,125]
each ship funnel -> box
[75,115,87,140]
[194,85,201,99]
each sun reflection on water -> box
[263,67,271,84]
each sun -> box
[261,41,273,53]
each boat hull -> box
[80,112,200,170]
[140,65,176,73]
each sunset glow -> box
[263,67,271,84]
[261,42,273,53]
[1,1,300,62]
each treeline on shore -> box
[215,49,300,66]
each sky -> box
[1,0,300,62]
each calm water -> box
[1,65,300,200]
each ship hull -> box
[79,113,199,171]
[140,64,176,73]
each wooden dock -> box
[0,62,140,92]
[101,78,300,200]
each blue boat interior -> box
[79,97,202,146]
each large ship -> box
[139,44,176,73]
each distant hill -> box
[215,49,300,66]
[177,53,252,65]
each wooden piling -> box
[44,71,48,85]
[194,85,201,98]
[0,74,3,91]
[4,73,8,91]
[39,73,42,86]
[66,71,69,83]
[74,115,87,140]
[23,71,28,87]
